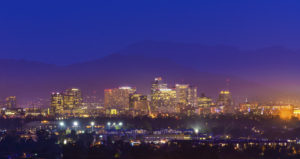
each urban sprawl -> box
[1,77,298,119]
[1,77,300,158]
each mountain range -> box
[0,41,299,106]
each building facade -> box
[129,94,150,116]
[104,86,136,114]
[6,96,17,109]
[50,88,83,117]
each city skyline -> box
[1,76,298,120]
[0,74,299,107]
[1,1,300,102]
[2,1,300,158]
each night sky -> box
[1,0,300,65]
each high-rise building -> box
[217,90,234,113]
[151,88,177,114]
[49,88,83,117]
[50,92,63,115]
[217,90,233,106]
[63,88,82,110]
[151,77,167,92]
[150,77,170,112]
[195,93,214,115]
[175,84,198,107]
[187,86,197,106]
[175,84,189,105]
[198,93,213,107]
[5,96,16,108]
[129,94,150,116]
[151,78,200,114]
[104,86,136,112]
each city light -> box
[73,121,78,127]
[194,128,199,134]
[59,121,65,127]
[3,1,300,158]
[91,121,95,126]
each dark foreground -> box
[1,133,300,159]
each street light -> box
[118,122,123,126]
[107,122,111,126]
[91,121,95,132]
[59,121,65,127]
[194,128,199,140]
[194,128,199,134]
[73,121,78,127]
[91,121,95,126]
[63,139,67,145]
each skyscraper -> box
[217,90,234,113]
[175,84,198,107]
[129,94,150,116]
[150,78,177,114]
[50,92,63,115]
[187,86,197,107]
[63,88,82,110]
[198,93,213,107]
[5,96,16,109]
[104,86,136,112]
[175,84,189,105]
[151,77,167,92]
[155,88,177,113]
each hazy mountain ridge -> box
[117,41,300,91]
[118,41,300,73]
[1,41,298,105]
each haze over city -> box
[1,0,300,104]
[1,1,300,159]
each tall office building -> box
[217,90,233,106]
[151,77,167,92]
[198,93,213,107]
[63,88,82,109]
[104,86,136,111]
[5,96,16,108]
[129,94,150,116]
[50,92,63,115]
[151,84,177,114]
[175,84,189,105]
[187,86,198,107]
[217,90,234,113]
[175,84,198,107]
[151,77,170,112]
[157,88,177,113]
